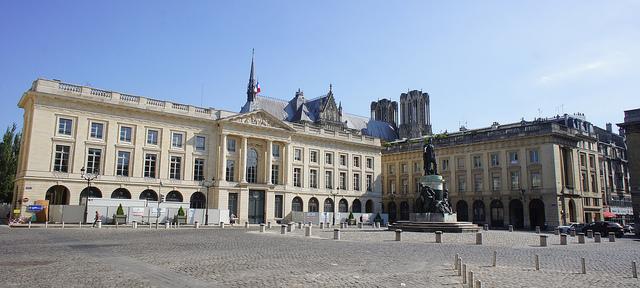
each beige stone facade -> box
[381,116,604,229]
[14,79,383,224]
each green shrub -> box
[116,204,125,216]
[177,206,185,216]
[348,212,354,220]
[374,212,382,223]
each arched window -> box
[324,198,334,213]
[308,197,319,212]
[46,185,70,205]
[400,201,410,220]
[365,200,374,213]
[166,190,183,202]
[338,199,348,213]
[247,148,258,183]
[456,200,469,221]
[473,200,486,223]
[139,189,158,201]
[490,200,504,227]
[388,201,397,223]
[79,187,102,205]
[190,192,206,209]
[111,188,131,199]
[292,197,303,212]
[352,199,362,213]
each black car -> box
[581,221,624,238]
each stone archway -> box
[45,185,70,205]
[139,189,158,201]
[365,200,374,213]
[490,200,504,228]
[308,197,319,212]
[529,199,546,229]
[352,199,362,213]
[338,199,348,213]
[472,200,485,224]
[166,190,183,202]
[190,192,206,209]
[79,187,102,205]
[111,188,131,199]
[292,197,303,212]
[456,200,469,221]
[388,201,397,223]
[324,198,334,213]
[509,199,524,229]
[399,201,410,220]
[568,199,577,223]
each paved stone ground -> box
[0,224,638,287]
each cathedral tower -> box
[399,90,432,139]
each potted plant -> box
[347,212,356,225]
[113,204,127,225]
[175,206,187,224]
[374,212,383,225]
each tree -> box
[0,123,21,203]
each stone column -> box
[267,140,273,184]
[240,136,248,183]
[220,134,227,181]
[284,142,291,186]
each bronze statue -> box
[423,138,437,176]
[417,137,453,215]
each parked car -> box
[624,223,634,234]
[581,221,624,238]
[557,223,584,234]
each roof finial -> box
[329,83,333,94]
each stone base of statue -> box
[390,216,479,233]
[410,213,458,223]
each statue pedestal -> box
[410,213,458,223]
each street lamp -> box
[80,166,99,223]
[330,187,340,225]
[202,177,216,225]
[156,181,163,229]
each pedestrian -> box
[230,213,236,225]
[92,210,100,227]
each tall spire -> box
[247,49,257,102]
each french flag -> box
[255,81,261,94]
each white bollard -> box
[476,232,482,245]
[535,254,540,271]
[62,221,65,229]
[462,264,467,284]
[540,235,548,247]
[281,225,287,235]
[195,221,200,229]
[609,232,616,242]
[245,222,249,228]
[492,251,497,267]
[260,223,265,233]
[79,222,82,229]
[578,233,585,244]
[28,221,31,229]
[287,223,293,232]
[165,222,170,229]
[95,220,100,229]
[633,261,638,278]
[305,226,312,237]
[334,228,341,240]
[219,222,225,229]
[267,222,272,229]
[133,221,137,229]
[581,257,586,274]
[508,225,513,232]
[395,229,402,241]
[454,254,459,270]
[457,257,462,276]
[297,222,302,229]
[594,232,601,243]
[535,226,540,234]
[45,221,48,229]
[475,280,482,288]
[320,222,325,229]
[468,271,474,288]
[560,233,567,245]
[435,231,442,243]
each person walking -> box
[92,210,100,228]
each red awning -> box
[603,211,617,218]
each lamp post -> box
[330,187,339,225]
[156,181,163,229]
[80,166,99,223]
[202,177,215,225]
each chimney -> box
[606,123,612,133]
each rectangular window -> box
[274,195,283,218]
[402,179,408,194]
[310,169,318,188]
[590,172,597,192]
[401,163,408,174]
[147,129,159,145]
[58,118,73,136]
[325,171,333,189]
[414,162,420,173]
[271,164,279,184]
[310,151,318,163]
[170,156,182,180]
[227,138,236,152]
[492,172,501,191]
[144,154,157,178]
[531,171,542,189]
[353,173,360,191]
[581,172,588,191]
[86,148,102,174]
[589,155,595,169]
[195,136,206,151]
[490,153,499,167]
[366,174,373,192]
[474,174,483,192]
[293,168,302,187]
[510,171,520,190]
[457,175,466,192]
[171,132,183,149]
[325,152,333,165]
[388,164,395,175]
[225,160,235,181]
[509,151,519,165]
[353,156,360,168]
[120,126,132,143]
[457,158,465,169]
[339,154,347,166]
[116,151,131,176]
[90,122,104,139]
[442,159,449,171]
[193,158,205,181]
[339,172,347,190]
[366,158,373,169]
[580,153,587,167]
[294,148,302,161]
[529,149,540,164]
[473,155,482,168]
[389,180,396,194]
[272,144,280,158]
[53,145,70,172]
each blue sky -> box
[1,1,638,133]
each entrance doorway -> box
[248,190,265,224]
[228,193,238,218]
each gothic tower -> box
[399,90,432,139]
[246,50,257,103]
[370,99,398,127]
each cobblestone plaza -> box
[1,225,638,287]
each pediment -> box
[221,110,295,131]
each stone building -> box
[594,124,632,223]
[381,114,604,229]
[618,108,640,235]
[370,99,398,128]
[14,62,389,224]
[398,90,432,139]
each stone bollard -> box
[267,222,272,229]
[560,233,567,245]
[468,271,474,288]
[45,221,48,229]
[587,229,593,238]
[476,232,482,245]
[358,222,363,229]
[287,223,293,232]
[28,221,31,229]
[457,257,462,276]
[508,225,513,232]
[260,223,265,233]
[609,232,615,242]
[165,222,170,229]
[149,222,152,229]
[535,254,540,270]
[297,222,303,229]
[492,251,497,267]
[320,222,325,229]
[79,222,82,229]
[483,224,489,231]
[435,231,442,243]
[195,221,200,229]
[219,222,225,229]
[245,222,249,228]
[633,261,638,278]
[594,232,601,243]
[535,226,541,234]
[581,257,586,274]
[334,228,341,240]
[570,228,576,237]
[305,226,312,237]
[540,235,548,247]
[376,222,381,229]
[462,264,467,284]
[395,229,402,241]
[281,225,287,235]
[133,221,138,229]
[454,253,459,269]
[475,280,482,288]
[554,227,559,235]
[95,220,100,229]
[578,233,585,244]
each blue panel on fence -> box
[26,205,43,212]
